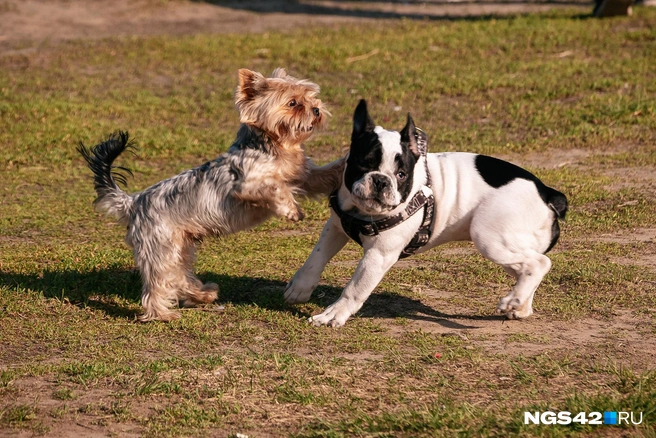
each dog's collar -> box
[331,140,434,259]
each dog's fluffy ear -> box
[352,99,375,138]
[272,68,287,78]
[400,113,421,159]
[236,69,267,103]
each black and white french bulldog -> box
[284,99,568,327]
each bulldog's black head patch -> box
[344,100,422,211]
[345,100,383,193]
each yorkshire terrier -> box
[78,68,343,322]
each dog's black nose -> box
[371,174,390,192]
[312,107,320,117]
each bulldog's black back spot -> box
[475,155,541,189]
[475,155,567,213]
[475,154,557,207]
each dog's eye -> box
[288,99,297,107]
[397,171,407,180]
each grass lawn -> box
[1,6,656,437]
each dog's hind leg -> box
[136,253,182,322]
[495,253,551,319]
[131,227,184,322]
[473,227,551,319]
[176,238,218,307]
[473,230,552,320]
[471,182,556,319]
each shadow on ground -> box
[198,0,592,21]
[0,268,499,327]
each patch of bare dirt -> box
[1,380,144,437]
[499,147,599,170]
[381,291,656,365]
[613,255,656,270]
[602,166,656,193]
[595,227,656,244]
[601,228,656,270]
[502,146,656,205]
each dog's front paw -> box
[309,301,352,327]
[496,296,533,319]
[284,276,316,304]
[286,205,304,222]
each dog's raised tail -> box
[77,131,135,225]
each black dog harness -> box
[330,129,435,260]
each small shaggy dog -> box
[78,68,342,322]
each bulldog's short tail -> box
[546,187,568,220]
[77,131,135,225]
[544,187,568,253]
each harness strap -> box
[399,192,434,259]
[415,127,431,187]
[330,187,432,247]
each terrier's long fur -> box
[78,68,343,322]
